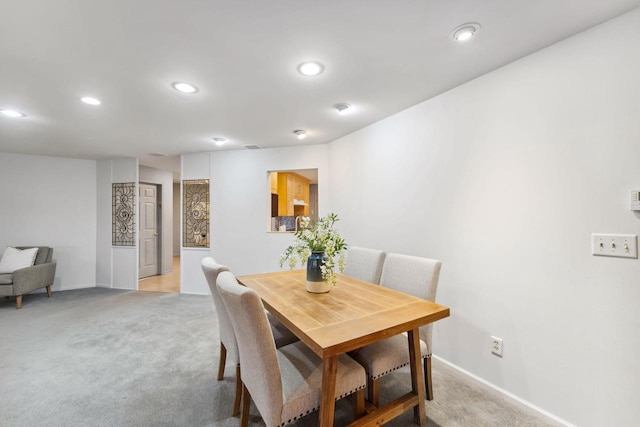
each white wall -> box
[0,153,97,290]
[96,160,111,286]
[139,165,173,273]
[213,145,330,275]
[173,182,180,256]
[180,145,329,294]
[328,9,640,427]
[96,158,138,290]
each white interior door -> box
[139,183,159,279]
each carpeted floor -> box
[1,288,553,427]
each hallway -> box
[138,256,180,293]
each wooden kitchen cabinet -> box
[269,172,278,194]
[293,178,305,200]
[277,172,310,217]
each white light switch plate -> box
[592,234,638,258]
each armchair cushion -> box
[0,247,39,274]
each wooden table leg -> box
[319,355,338,427]
[408,328,426,425]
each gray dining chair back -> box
[216,271,367,427]
[343,246,386,284]
[201,257,299,418]
[350,252,442,404]
[216,271,283,425]
[201,257,236,364]
[201,257,243,415]
[379,253,441,346]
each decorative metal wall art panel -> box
[183,179,210,248]
[112,182,136,246]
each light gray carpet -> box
[1,288,552,427]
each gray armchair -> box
[0,246,56,309]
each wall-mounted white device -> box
[631,190,640,211]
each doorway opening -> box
[137,161,181,293]
[139,182,160,280]
[137,180,180,293]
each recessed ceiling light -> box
[334,103,351,114]
[293,129,307,140]
[212,137,226,146]
[172,82,199,93]
[450,22,481,42]
[0,109,26,118]
[297,62,324,77]
[81,96,101,106]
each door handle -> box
[154,232,159,236]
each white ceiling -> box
[1,0,639,178]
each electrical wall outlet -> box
[491,336,503,357]
[591,234,638,259]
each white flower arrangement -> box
[278,213,347,286]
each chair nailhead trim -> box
[369,354,431,380]
[278,384,367,426]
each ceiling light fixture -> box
[0,109,26,118]
[81,96,101,106]
[450,22,481,42]
[335,103,351,114]
[293,130,307,140]
[297,62,324,77]
[212,137,226,146]
[171,82,199,93]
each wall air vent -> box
[243,144,262,150]
[149,152,166,157]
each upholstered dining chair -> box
[200,257,299,417]
[343,246,386,284]
[349,253,442,405]
[216,270,366,427]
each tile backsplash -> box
[271,216,296,231]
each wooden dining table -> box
[236,270,450,427]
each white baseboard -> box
[433,355,575,427]
[32,284,96,293]
[179,290,210,296]
[59,284,96,291]
[109,285,137,290]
